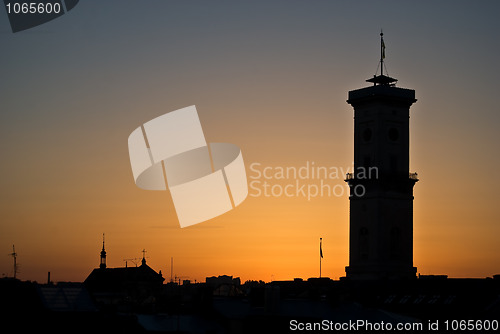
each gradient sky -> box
[1,1,499,283]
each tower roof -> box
[84,264,165,290]
[347,84,416,107]
[347,32,416,106]
[366,74,398,86]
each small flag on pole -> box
[320,238,323,258]
[381,38,386,59]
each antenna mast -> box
[9,245,18,279]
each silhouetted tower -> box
[345,32,418,280]
[100,234,106,269]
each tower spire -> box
[141,248,147,266]
[100,233,107,269]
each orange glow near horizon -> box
[2,148,499,283]
[2,94,500,283]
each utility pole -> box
[9,245,18,279]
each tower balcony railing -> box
[409,172,419,181]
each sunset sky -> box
[1,1,499,283]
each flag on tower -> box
[320,238,323,258]
[381,38,386,59]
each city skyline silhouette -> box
[1,1,499,286]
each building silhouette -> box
[345,33,418,280]
[84,239,164,311]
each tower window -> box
[388,128,399,141]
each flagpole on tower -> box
[380,30,385,76]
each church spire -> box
[141,248,147,266]
[100,233,106,269]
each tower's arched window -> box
[359,227,369,260]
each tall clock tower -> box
[345,33,418,280]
